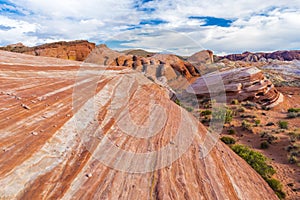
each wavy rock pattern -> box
[187,67,283,108]
[0,51,278,199]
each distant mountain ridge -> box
[220,50,300,62]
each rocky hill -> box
[0,40,96,61]
[220,50,300,62]
[0,50,278,199]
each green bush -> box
[231,99,239,105]
[221,136,236,145]
[175,99,182,106]
[266,178,286,199]
[201,109,212,116]
[237,107,246,113]
[212,107,233,124]
[254,119,261,126]
[260,141,269,149]
[288,132,300,142]
[231,144,285,199]
[231,144,276,178]
[288,155,298,164]
[184,106,193,112]
[227,129,236,135]
[278,121,288,129]
[242,120,252,131]
[288,108,300,113]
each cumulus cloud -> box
[0,0,300,55]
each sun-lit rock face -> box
[0,51,278,199]
[0,40,96,61]
[187,67,283,108]
[188,50,214,65]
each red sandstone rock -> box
[188,50,214,65]
[0,51,278,199]
[0,40,96,61]
[187,67,283,107]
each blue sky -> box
[0,0,300,55]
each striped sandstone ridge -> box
[0,51,278,199]
[187,67,283,108]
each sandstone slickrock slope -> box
[187,67,283,108]
[0,40,96,61]
[221,50,300,62]
[0,51,278,199]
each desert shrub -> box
[237,106,246,113]
[212,107,233,124]
[287,112,299,118]
[231,145,276,178]
[231,144,285,199]
[288,132,300,142]
[184,106,193,112]
[227,129,236,135]
[266,178,286,199]
[175,99,182,106]
[266,122,275,126]
[242,120,252,131]
[221,136,236,145]
[288,155,298,164]
[242,101,257,109]
[260,141,269,149]
[288,108,300,113]
[254,119,261,126]
[231,99,239,105]
[201,110,212,116]
[278,121,288,129]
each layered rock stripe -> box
[0,51,278,199]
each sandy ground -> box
[217,87,300,200]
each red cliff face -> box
[24,40,96,61]
[0,51,278,199]
[0,40,96,61]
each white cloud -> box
[0,0,300,55]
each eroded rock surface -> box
[1,40,96,61]
[0,51,278,199]
[187,67,283,107]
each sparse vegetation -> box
[242,101,257,109]
[212,107,233,124]
[254,119,261,126]
[185,106,193,112]
[286,108,300,118]
[175,99,182,106]
[201,109,212,116]
[288,108,300,113]
[278,121,288,129]
[227,129,236,135]
[237,106,246,113]
[288,132,300,142]
[221,136,236,145]
[266,122,275,126]
[242,120,252,131]
[231,99,239,105]
[230,144,285,199]
[260,141,269,149]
